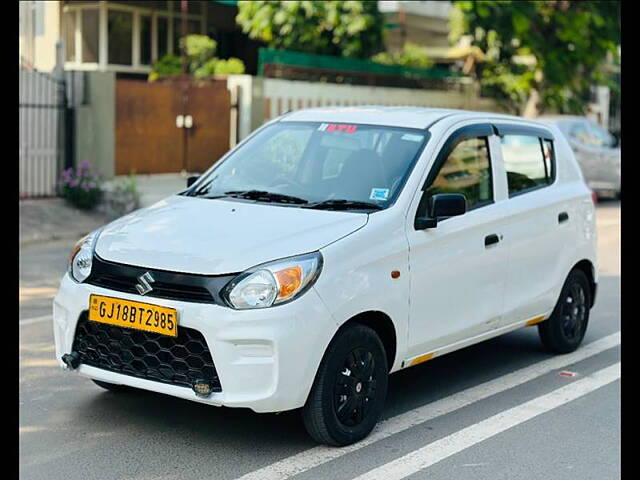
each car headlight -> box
[69,230,101,283]
[222,252,323,309]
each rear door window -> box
[501,135,554,196]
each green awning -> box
[211,0,238,6]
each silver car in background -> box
[538,116,621,198]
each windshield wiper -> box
[302,199,383,211]
[223,190,309,205]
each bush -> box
[59,161,102,210]
[98,172,140,219]
[371,42,433,69]
[194,57,246,78]
[149,35,245,81]
[214,57,246,75]
[148,54,182,82]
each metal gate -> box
[115,78,231,175]
[19,68,69,198]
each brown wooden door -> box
[115,78,230,175]
[184,80,231,173]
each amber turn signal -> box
[274,266,303,299]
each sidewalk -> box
[20,173,190,247]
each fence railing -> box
[257,48,463,89]
[19,68,68,198]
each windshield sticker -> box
[370,188,390,201]
[318,123,358,133]
[401,133,424,142]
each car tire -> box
[538,269,591,354]
[302,324,388,446]
[92,379,136,393]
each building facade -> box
[19,1,261,75]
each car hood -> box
[95,195,368,275]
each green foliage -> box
[149,34,246,81]
[182,34,217,73]
[148,54,182,82]
[236,1,385,59]
[195,57,246,78]
[213,58,246,75]
[371,42,433,69]
[451,0,620,114]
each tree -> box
[450,1,620,115]
[236,1,385,59]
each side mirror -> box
[415,193,467,230]
[187,175,200,187]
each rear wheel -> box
[92,379,135,393]
[302,324,388,446]
[538,269,591,354]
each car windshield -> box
[186,121,428,210]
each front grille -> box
[89,274,214,303]
[72,313,222,392]
[85,254,237,305]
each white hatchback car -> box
[54,107,597,446]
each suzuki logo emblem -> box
[135,272,155,295]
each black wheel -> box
[538,269,591,354]
[302,324,388,446]
[92,379,135,393]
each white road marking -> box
[235,332,620,480]
[19,315,52,326]
[354,362,620,480]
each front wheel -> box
[538,269,591,354]
[302,324,388,446]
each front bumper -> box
[53,273,337,413]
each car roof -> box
[281,105,549,130]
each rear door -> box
[495,124,573,326]
[405,123,510,359]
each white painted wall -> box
[227,76,504,140]
[19,1,61,72]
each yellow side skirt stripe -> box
[409,353,435,367]
[525,315,546,327]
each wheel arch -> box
[571,259,597,308]
[335,310,397,372]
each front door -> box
[406,124,509,359]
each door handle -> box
[484,234,500,247]
[558,212,569,224]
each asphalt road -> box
[19,201,620,480]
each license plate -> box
[88,294,178,337]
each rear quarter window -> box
[501,135,555,196]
